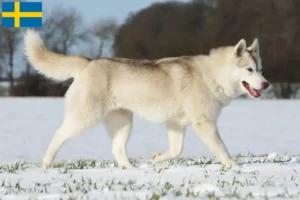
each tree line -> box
[1,0,300,98]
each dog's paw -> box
[41,157,52,170]
[221,159,238,167]
[152,152,162,160]
[41,162,50,170]
[117,163,133,169]
[152,152,165,163]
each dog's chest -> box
[128,103,188,124]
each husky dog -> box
[24,30,269,169]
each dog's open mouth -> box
[242,81,262,98]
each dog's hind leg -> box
[42,85,104,169]
[104,109,133,169]
[41,112,99,170]
[152,123,186,163]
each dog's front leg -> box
[193,119,236,166]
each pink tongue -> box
[249,86,261,96]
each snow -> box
[0,98,300,199]
[267,153,278,161]
[289,157,300,164]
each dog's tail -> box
[24,30,90,81]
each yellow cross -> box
[1,2,42,28]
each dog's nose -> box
[261,82,269,90]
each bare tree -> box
[0,35,5,77]
[41,7,85,55]
[0,0,22,91]
[0,28,21,91]
[90,19,118,58]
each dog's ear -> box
[247,38,259,55]
[234,39,247,57]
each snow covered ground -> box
[0,98,300,199]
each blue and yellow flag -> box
[1,1,42,28]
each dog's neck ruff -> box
[210,80,231,107]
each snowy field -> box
[0,98,300,199]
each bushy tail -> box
[24,30,90,81]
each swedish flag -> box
[1,1,42,28]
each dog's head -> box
[225,38,270,98]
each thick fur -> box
[24,30,269,169]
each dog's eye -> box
[247,68,253,72]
